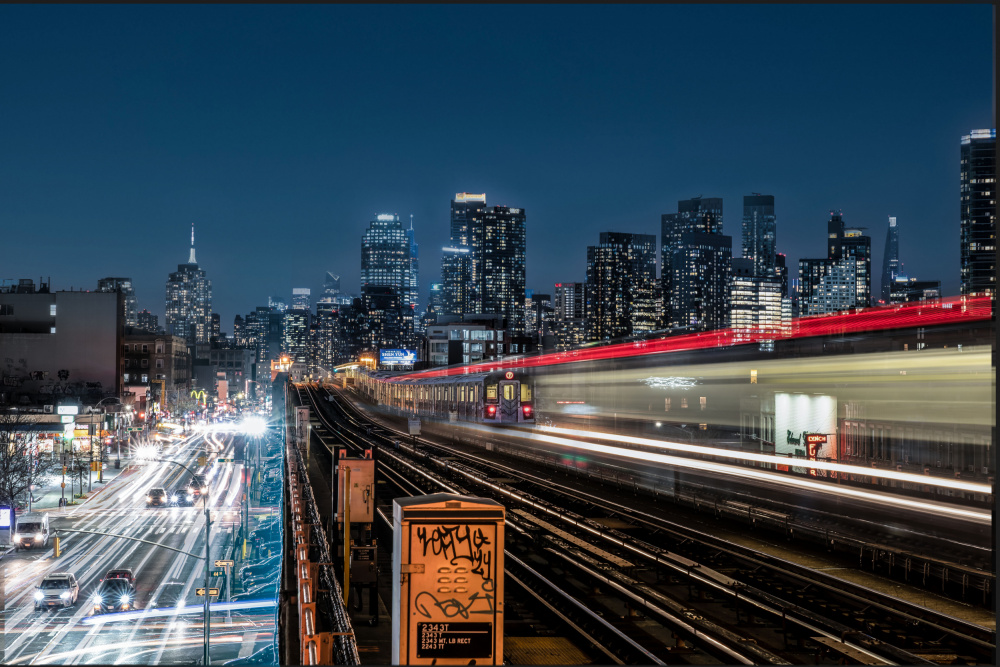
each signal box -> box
[336,458,375,525]
[392,494,504,665]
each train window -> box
[520,384,531,402]
[460,386,466,402]
[503,384,514,401]
[486,385,497,400]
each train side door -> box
[498,381,519,422]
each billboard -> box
[381,349,417,365]
[774,392,836,458]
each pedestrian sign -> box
[217,458,234,463]
[214,559,234,567]
[196,588,220,596]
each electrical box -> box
[336,458,375,525]
[392,494,504,665]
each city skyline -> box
[1,4,993,328]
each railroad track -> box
[294,384,995,664]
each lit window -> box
[50,304,57,316]
[50,326,56,334]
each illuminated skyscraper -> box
[960,129,996,298]
[479,205,527,332]
[662,197,731,332]
[798,211,872,315]
[361,213,413,334]
[292,288,311,310]
[741,194,776,278]
[407,214,420,330]
[880,216,900,305]
[444,193,487,315]
[97,277,138,327]
[585,232,657,341]
[165,224,212,345]
[320,272,341,302]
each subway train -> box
[357,369,535,425]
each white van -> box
[13,512,50,551]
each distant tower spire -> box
[189,223,197,264]
[410,213,414,230]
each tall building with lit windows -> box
[880,217,900,305]
[361,213,413,335]
[291,288,311,311]
[662,197,731,332]
[97,277,138,327]
[741,194,776,278]
[798,211,872,315]
[729,258,784,346]
[479,205,526,332]
[407,214,420,331]
[585,232,657,341]
[960,129,996,298]
[441,246,472,316]
[165,224,212,346]
[447,193,487,311]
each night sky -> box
[2,4,993,331]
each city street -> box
[2,428,278,665]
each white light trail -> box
[538,425,993,495]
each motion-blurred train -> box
[357,369,535,425]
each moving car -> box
[93,577,137,613]
[12,513,50,551]
[145,488,169,507]
[34,573,80,609]
[103,568,136,586]
[172,487,195,506]
[187,475,208,501]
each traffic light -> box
[138,412,146,421]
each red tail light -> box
[486,405,497,416]
[522,405,533,417]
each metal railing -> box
[286,411,360,665]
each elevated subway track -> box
[291,381,996,665]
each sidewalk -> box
[27,456,136,512]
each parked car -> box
[145,488,169,507]
[92,578,137,613]
[34,573,80,610]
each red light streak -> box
[389,296,992,382]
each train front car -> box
[482,370,534,425]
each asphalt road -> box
[2,427,279,665]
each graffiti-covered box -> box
[391,494,504,665]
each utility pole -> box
[204,505,211,665]
[88,422,94,492]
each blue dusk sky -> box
[1,4,993,329]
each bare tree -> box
[0,412,55,508]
